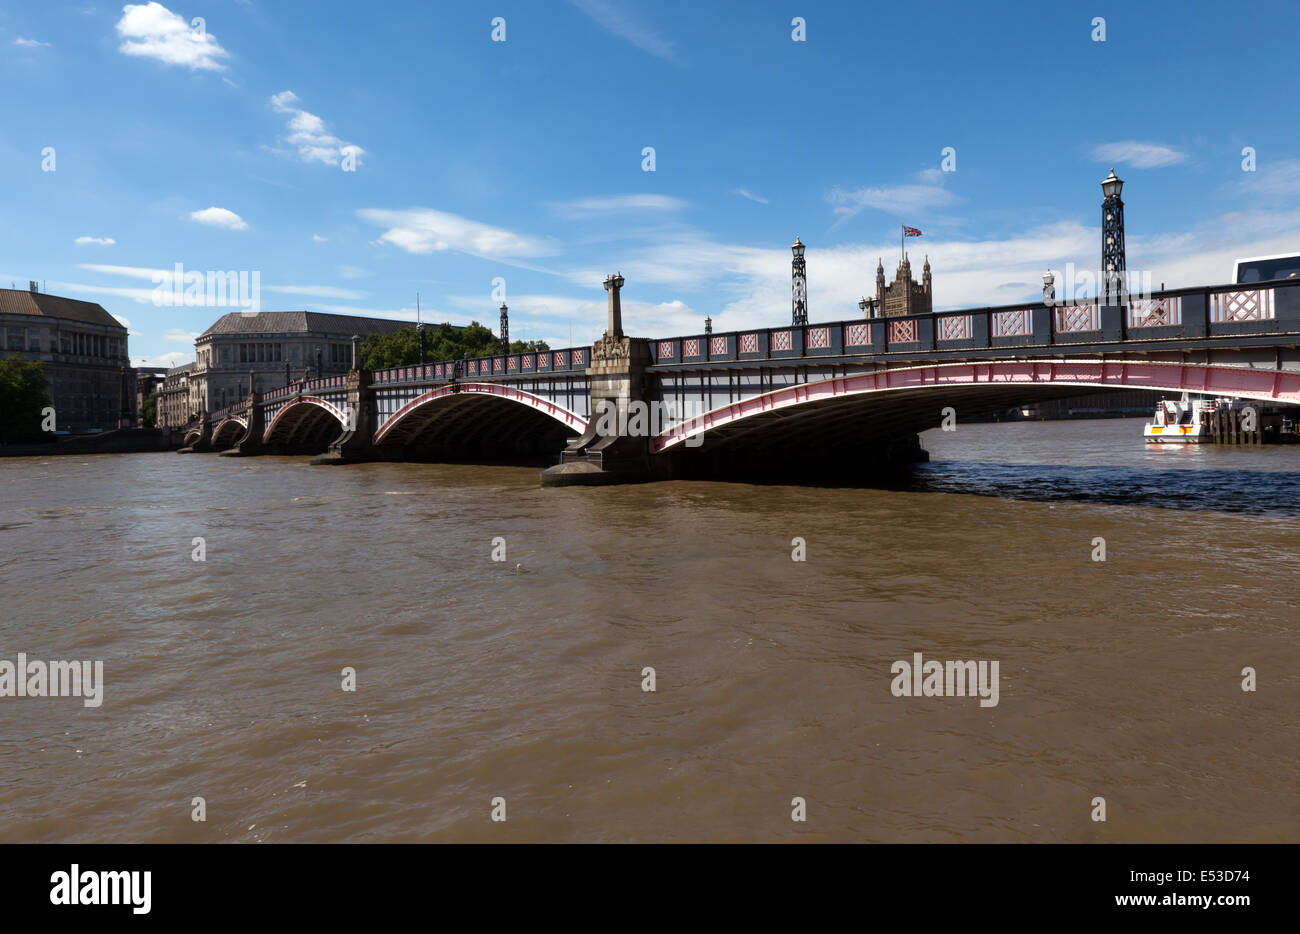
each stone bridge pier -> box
[220,372,265,457]
[541,274,666,485]
[312,340,376,465]
[177,412,212,453]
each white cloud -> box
[568,0,675,60]
[12,37,51,48]
[1232,158,1300,201]
[1090,141,1188,169]
[312,234,327,242]
[189,206,248,230]
[163,328,200,343]
[77,263,165,279]
[825,183,958,219]
[358,207,553,260]
[735,188,768,204]
[337,265,370,279]
[447,291,699,345]
[115,2,230,72]
[75,236,116,246]
[263,284,368,300]
[135,351,192,368]
[548,194,688,219]
[269,91,365,167]
[46,280,161,304]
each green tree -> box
[141,390,159,429]
[0,357,52,444]
[508,339,551,353]
[358,329,421,369]
[359,322,526,370]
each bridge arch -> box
[374,382,583,458]
[651,359,1300,458]
[211,416,248,451]
[262,396,348,452]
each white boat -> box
[1143,393,1218,443]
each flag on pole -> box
[903,226,923,237]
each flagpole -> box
[900,224,904,263]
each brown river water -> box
[1,418,1298,843]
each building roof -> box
[198,310,434,339]
[0,288,125,329]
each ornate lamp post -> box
[315,345,323,378]
[1042,270,1056,305]
[418,323,426,366]
[1101,169,1126,306]
[499,303,510,355]
[704,315,712,335]
[791,236,808,326]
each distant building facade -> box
[157,363,197,429]
[135,366,168,425]
[874,255,933,317]
[187,311,413,416]
[0,284,132,432]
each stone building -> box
[190,311,412,413]
[157,363,197,429]
[135,366,168,425]
[0,284,133,432]
[874,255,933,317]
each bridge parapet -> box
[644,278,1300,368]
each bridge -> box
[177,274,1300,484]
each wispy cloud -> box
[568,0,675,61]
[312,233,327,242]
[135,350,191,368]
[77,264,364,301]
[547,193,688,219]
[77,264,165,279]
[74,236,116,246]
[358,207,554,260]
[163,328,200,343]
[1232,158,1300,201]
[824,182,958,219]
[269,90,365,167]
[12,37,51,48]
[1090,140,1188,169]
[189,206,248,230]
[263,284,368,300]
[115,2,230,72]
[735,188,768,204]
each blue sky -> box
[2,0,1299,367]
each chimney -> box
[29,280,38,293]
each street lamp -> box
[315,345,322,377]
[1101,168,1123,199]
[1101,168,1126,305]
[704,315,712,334]
[791,236,808,326]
